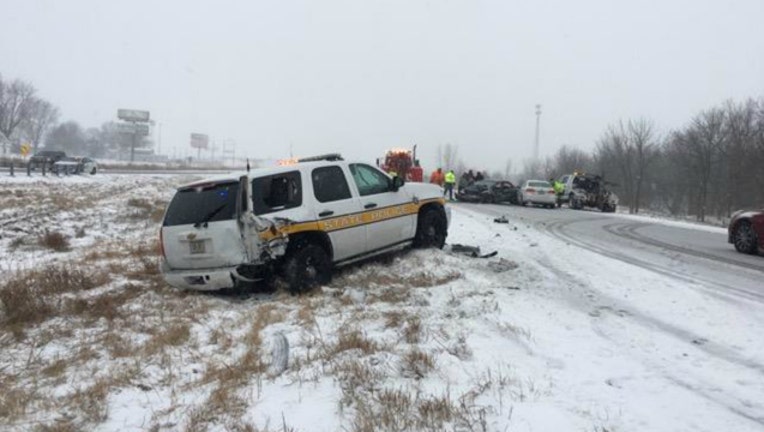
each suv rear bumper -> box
[162,265,238,291]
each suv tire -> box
[284,243,331,294]
[414,208,447,249]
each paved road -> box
[459,202,764,303]
[0,166,233,175]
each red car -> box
[728,210,764,254]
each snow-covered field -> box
[1,174,762,431]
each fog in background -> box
[2,0,763,171]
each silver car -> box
[519,180,557,208]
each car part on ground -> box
[449,244,498,259]
[728,209,764,255]
[160,155,451,293]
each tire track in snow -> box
[603,221,764,272]
[454,205,764,426]
[545,218,764,304]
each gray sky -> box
[2,0,763,171]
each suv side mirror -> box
[390,175,404,191]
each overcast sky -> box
[2,0,763,171]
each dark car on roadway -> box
[728,209,764,255]
[456,180,519,204]
[28,150,67,171]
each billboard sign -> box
[117,109,150,123]
[117,122,149,135]
[190,133,209,149]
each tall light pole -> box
[533,104,542,163]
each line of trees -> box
[537,98,764,221]
[0,73,150,158]
[0,74,59,154]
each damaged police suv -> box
[160,154,450,293]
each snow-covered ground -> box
[1,174,762,431]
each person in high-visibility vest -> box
[444,170,456,200]
[550,177,565,207]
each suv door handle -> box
[318,210,334,217]
[364,203,377,209]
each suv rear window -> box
[252,171,302,215]
[163,181,239,226]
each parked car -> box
[728,209,763,255]
[518,180,557,208]
[160,154,451,293]
[456,179,519,204]
[52,156,98,175]
[28,150,67,172]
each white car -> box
[518,180,557,208]
[159,154,451,293]
[52,157,98,175]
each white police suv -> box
[160,154,450,293]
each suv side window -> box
[312,166,352,203]
[252,171,302,215]
[349,163,390,196]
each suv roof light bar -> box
[298,153,344,163]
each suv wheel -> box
[733,221,759,254]
[284,243,331,294]
[414,208,447,249]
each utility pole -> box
[533,104,542,163]
[130,120,137,163]
[157,122,163,155]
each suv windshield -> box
[163,182,239,227]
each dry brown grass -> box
[383,311,405,329]
[127,198,166,223]
[67,378,111,424]
[0,387,35,421]
[401,348,435,379]
[0,265,108,336]
[332,260,462,291]
[349,388,465,432]
[402,315,422,344]
[41,358,68,378]
[143,322,192,356]
[38,230,70,252]
[327,329,380,357]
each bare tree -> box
[551,145,595,175]
[0,76,37,153]
[22,98,59,152]
[678,108,727,221]
[596,121,636,211]
[437,143,459,171]
[45,121,87,154]
[627,119,659,213]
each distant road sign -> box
[20,143,31,156]
[190,133,209,149]
[117,109,150,123]
[117,122,149,135]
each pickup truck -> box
[28,150,67,172]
